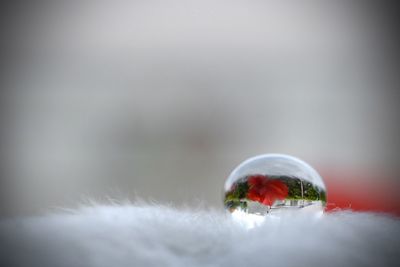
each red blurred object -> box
[321,168,400,216]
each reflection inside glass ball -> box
[224,154,327,217]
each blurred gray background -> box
[1,0,399,216]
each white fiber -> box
[1,204,399,267]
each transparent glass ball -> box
[224,154,327,217]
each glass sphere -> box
[224,154,327,216]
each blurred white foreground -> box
[1,204,399,267]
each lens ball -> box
[224,154,327,216]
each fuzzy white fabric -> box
[1,204,399,267]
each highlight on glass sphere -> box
[224,154,327,216]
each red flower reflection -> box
[247,175,289,206]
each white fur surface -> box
[1,204,399,267]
